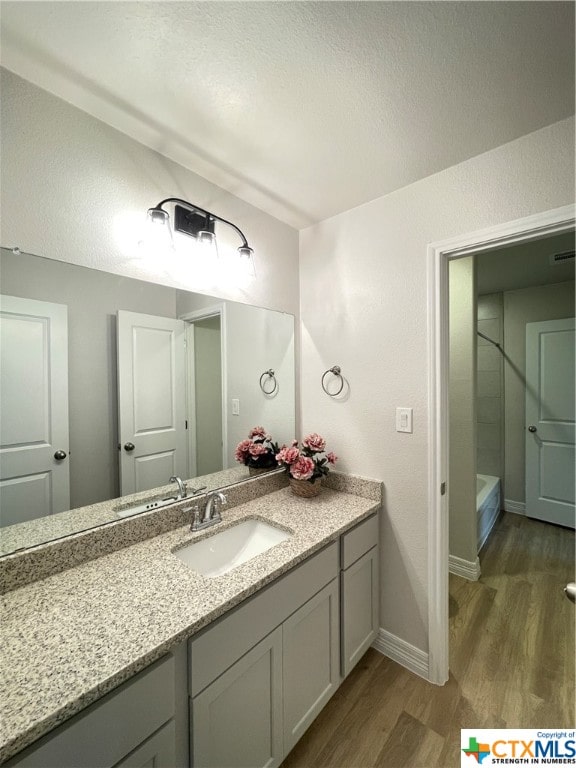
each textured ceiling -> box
[1,1,574,229]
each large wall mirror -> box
[0,247,295,555]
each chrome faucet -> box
[169,476,187,500]
[190,491,227,532]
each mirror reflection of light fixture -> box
[146,198,256,276]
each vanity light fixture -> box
[146,198,256,276]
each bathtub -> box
[477,474,501,552]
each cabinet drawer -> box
[190,542,338,696]
[7,656,174,768]
[341,514,378,570]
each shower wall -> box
[476,294,504,485]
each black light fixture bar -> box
[149,197,252,250]
[174,205,214,238]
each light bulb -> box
[238,245,256,277]
[140,207,174,254]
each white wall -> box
[300,116,575,654]
[225,302,295,464]
[448,257,477,565]
[0,68,299,316]
[503,280,575,505]
[176,294,296,463]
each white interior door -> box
[525,317,575,529]
[0,295,70,527]
[117,311,187,495]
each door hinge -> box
[440,482,446,496]
[185,420,188,429]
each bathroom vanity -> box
[0,475,380,767]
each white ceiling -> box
[1,1,574,229]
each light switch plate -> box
[232,399,240,416]
[396,407,413,433]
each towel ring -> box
[321,365,344,397]
[259,369,278,395]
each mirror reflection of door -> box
[187,315,224,477]
[117,310,187,495]
[0,295,70,526]
[117,309,225,496]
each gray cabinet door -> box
[113,722,176,768]
[341,546,379,677]
[282,579,340,754]
[191,627,283,768]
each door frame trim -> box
[426,203,575,685]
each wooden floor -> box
[281,512,575,768]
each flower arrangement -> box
[235,427,280,470]
[276,433,337,483]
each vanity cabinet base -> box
[282,579,340,753]
[191,628,283,768]
[5,656,177,768]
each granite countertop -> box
[0,483,380,763]
[0,466,250,557]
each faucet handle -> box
[190,485,207,496]
[186,504,200,531]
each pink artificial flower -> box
[234,439,252,463]
[291,439,299,446]
[276,446,300,465]
[302,433,326,453]
[249,426,267,438]
[249,443,267,457]
[290,456,315,481]
[326,452,338,465]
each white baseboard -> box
[372,628,430,681]
[504,499,525,515]
[448,554,481,581]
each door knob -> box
[54,450,67,460]
[528,425,537,433]
[565,584,576,604]
[124,442,135,452]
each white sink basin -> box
[174,519,292,577]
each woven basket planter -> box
[289,477,322,498]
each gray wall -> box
[194,317,223,476]
[1,248,177,508]
[503,280,575,506]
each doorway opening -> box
[426,204,575,685]
[183,308,225,479]
[447,230,575,577]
